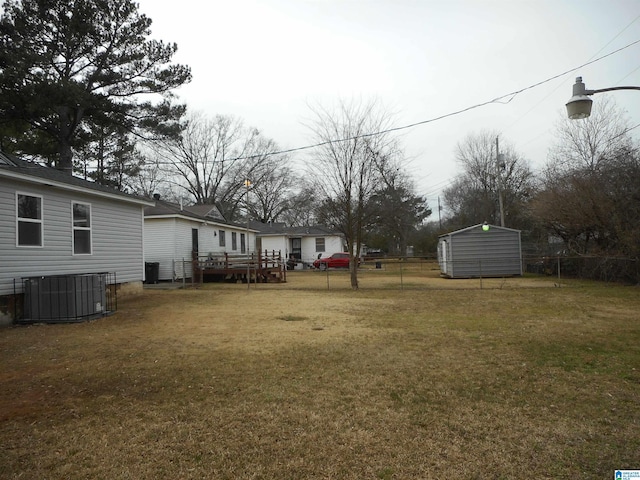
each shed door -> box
[441,240,448,273]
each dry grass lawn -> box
[1,265,639,479]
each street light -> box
[566,76,640,119]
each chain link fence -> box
[303,254,638,291]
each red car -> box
[313,252,351,270]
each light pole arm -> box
[587,86,640,95]
[567,76,640,119]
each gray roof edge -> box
[439,223,522,237]
[0,153,154,206]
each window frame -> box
[231,231,237,251]
[16,192,43,248]
[315,237,325,253]
[72,201,92,255]
[218,230,226,247]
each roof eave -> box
[0,169,154,206]
[145,214,259,232]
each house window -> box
[17,193,43,247]
[315,237,325,252]
[240,233,246,253]
[219,230,226,247]
[232,232,237,250]
[72,202,92,254]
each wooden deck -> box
[192,250,286,283]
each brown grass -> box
[1,266,639,479]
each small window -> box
[72,202,92,254]
[219,230,226,247]
[17,193,43,247]
[232,232,237,250]
[240,233,246,253]
[315,237,325,252]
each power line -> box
[229,38,640,162]
[504,14,640,139]
[144,37,640,168]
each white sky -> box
[137,0,640,208]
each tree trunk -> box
[56,106,76,175]
[57,139,73,175]
[350,261,359,290]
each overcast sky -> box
[137,0,640,208]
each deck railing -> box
[192,250,286,283]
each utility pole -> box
[438,196,442,230]
[244,179,251,289]
[495,136,505,227]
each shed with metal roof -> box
[437,224,522,278]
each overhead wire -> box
[503,14,640,143]
[225,38,640,163]
[143,36,640,182]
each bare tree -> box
[151,112,248,204]
[214,133,283,222]
[130,151,181,201]
[443,131,536,231]
[247,160,296,223]
[534,97,639,264]
[279,180,321,227]
[548,96,633,174]
[149,111,285,220]
[305,98,398,289]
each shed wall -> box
[440,226,522,278]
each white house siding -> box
[144,218,200,281]
[0,179,145,296]
[144,218,178,281]
[260,236,287,256]
[199,224,216,256]
[257,234,343,265]
[144,216,257,281]
[305,236,343,262]
[175,219,196,280]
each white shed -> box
[438,224,522,278]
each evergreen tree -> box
[0,0,191,173]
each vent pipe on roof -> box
[179,198,183,211]
[153,193,160,200]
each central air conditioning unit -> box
[24,273,108,323]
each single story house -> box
[0,152,154,324]
[437,223,523,278]
[144,196,259,281]
[251,222,345,269]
